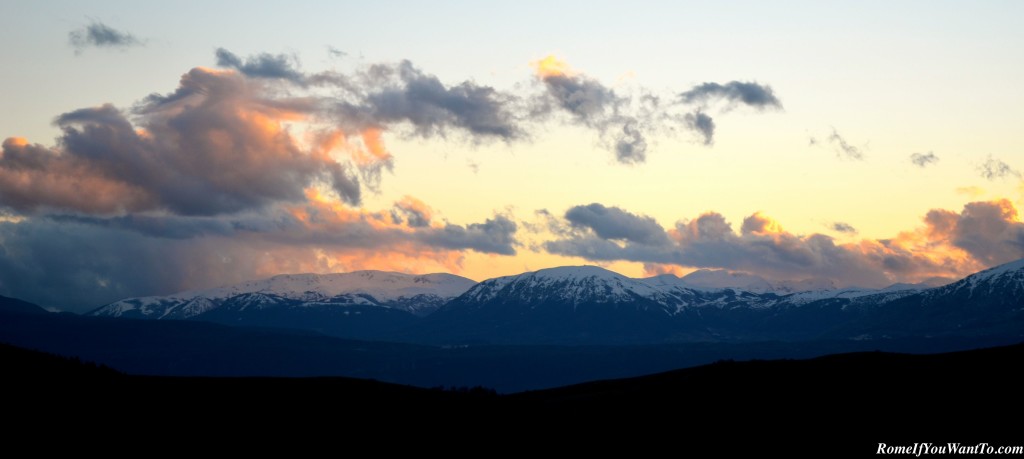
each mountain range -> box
[3,259,1023,391]
[84,259,1024,345]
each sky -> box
[2,0,1024,312]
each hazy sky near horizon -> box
[2,1,1024,311]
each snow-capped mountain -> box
[83,259,1024,345]
[416,259,1024,344]
[457,266,681,307]
[90,271,476,319]
[921,258,1024,304]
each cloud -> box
[910,152,939,168]
[564,203,669,246]
[211,49,525,143]
[417,215,518,256]
[68,21,143,52]
[815,128,864,160]
[676,81,781,146]
[529,55,781,161]
[613,121,648,163]
[678,81,782,110]
[394,196,433,228]
[327,46,347,58]
[0,50,792,308]
[830,222,857,234]
[544,200,1024,287]
[683,111,715,146]
[215,48,306,84]
[1,68,361,215]
[978,156,1020,180]
[531,56,649,163]
[930,200,1024,266]
[0,198,517,311]
[0,56,528,310]
[351,60,525,141]
[956,186,985,198]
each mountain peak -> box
[458,265,666,306]
[971,258,1024,280]
[530,265,625,280]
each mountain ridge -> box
[78,259,1024,345]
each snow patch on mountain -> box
[92,271,476,318]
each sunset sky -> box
[2,1,1024,311]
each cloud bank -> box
[544,200,1024,287]
[0,48,789,310]
[0,51,535,310]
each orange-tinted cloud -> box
[956,186,985,197]
[531,55,574,79]
[546,200,1024,287]
[740,212,784,236]
[641,263,690,277]
[0,68,361,215]
[0,191,517,310]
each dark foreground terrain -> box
[7,341,1022,452]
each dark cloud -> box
[933,200,1024,266]
[68,21,142,52]
[532,63,652,164]
[830,222,857,234]
[545,201,1020,288]
[978,156,1020,180]
[204,52,782,164]
[0,68,361,216]
[564,203,669,245]
[0,205,518,311]
[679,81,782,110]
[215,48,306,84]
[538,74,619,123]
[910,152,939,168]
[417,215,518,255]
[683,111,715,146]
[354,60,525,141]
[210,50,525,142]
[673,81,780,147]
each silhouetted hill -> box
[4,307,1018,392]
[0,295,48,315]
[6,341,1021,448]
[1,342,120,380]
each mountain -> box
[87,271,476,340]
[416,260,1024,345]
[419,266,783,344]
[0,295,49,315]
[91,270,474,318]
[830,258,1024,339]
[3,260,1023,391]
[81,259,1024,345]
